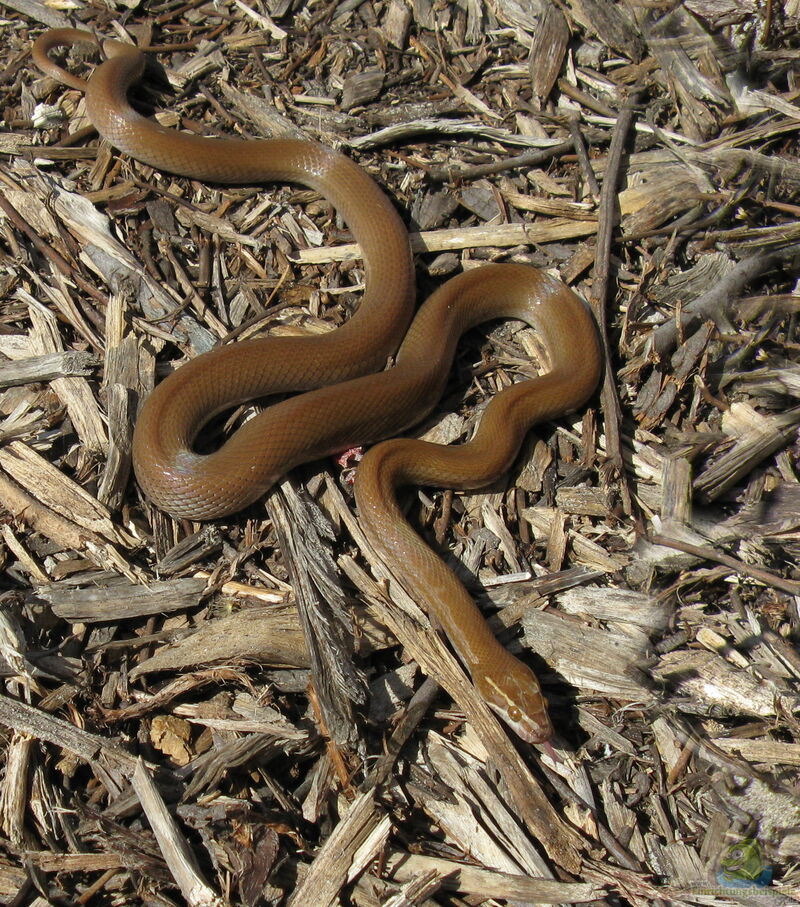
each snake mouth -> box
[511,713,554,744]
[518,717,555,745]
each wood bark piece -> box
[0,694,141,792]
[566,0,645,61]
[286,791,387,907]
[0,441,127,545]
[0,467,140,581]
[129,603,310,678]
[132,759,223,907]
[295,219,599,264]
[693,403,800,504]
[529,2,570,105]
[383,851,603,902]
[0,0,69,27]
[522,609,654,701]
[25,292,107,453]
[267,479,366,747]
[0,350,98,387]
[37,576,207,623]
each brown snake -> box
[33,29,602,743]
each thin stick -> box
[427,139,573,183]
[589,92,642,516]
[650,533,800,596]
[567,115,600,198]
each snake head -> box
[473,658,553,744]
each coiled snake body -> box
[33,29,602,742]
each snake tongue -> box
[538,739,561,763]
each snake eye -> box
[508,705,522,723]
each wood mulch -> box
[0,0,798,904]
